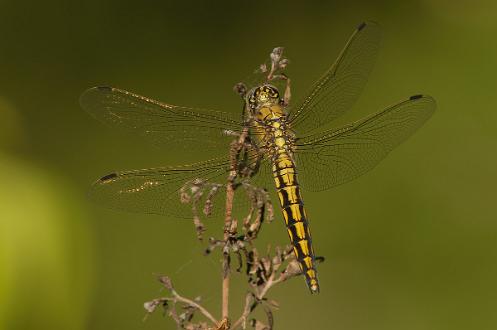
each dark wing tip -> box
[357,22,367,31]
[409,94,437,104]
[357,20,380,31]
[409,94,424,100]
[406,95,437,118]
[99,173,118,182]
[408,94,437,107]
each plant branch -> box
[144,275,219,327]
[222,127,250,322]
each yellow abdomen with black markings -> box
[272,149,319,293]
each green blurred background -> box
[1,1,496,329]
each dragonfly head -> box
[247,84,280,110]
[246,84,283,121]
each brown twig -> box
[146,276,219,326]
[222,127,250,323]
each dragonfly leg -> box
[283,75,291,106]
[270,73,291,106]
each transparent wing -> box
[80,86,244,153]
[89,151,276,219]
[295,95,436,192]
[89,157,230,219]
[288,21,381,134]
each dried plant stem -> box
[230,293,255,329]
[222,180,234,320]
[144,276,218,328]
[174,293,219,325]
[222,127,250,323]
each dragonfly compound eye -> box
[247,85,280,111]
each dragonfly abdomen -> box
[272,151,319,293]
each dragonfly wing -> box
[295,95,436,192]
[89,157,231,219]
[90,149,275,219]
[80,86,243,153]
[288,21,381,134]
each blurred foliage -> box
[0,0,496,329]
[0,155,93,330]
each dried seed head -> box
[229,217,238,233]
[261,257,271,275]
[272,253,282,268]
[203,200,213,216]
[180,191,191,204]
[283,260,302,278]
[158,275,174,291]
[144,300,160,313]
[266,202,274,222]
[270,47,284,63]
[278,58,289,69]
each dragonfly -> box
[81,21,436,294]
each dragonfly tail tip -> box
[309,284,320,294]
